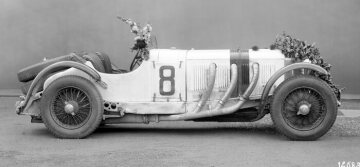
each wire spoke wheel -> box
[41,76,103,138]
[51,87,91,130]
[281,87,326,131]
[271,75,337,140]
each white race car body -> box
[43,48,285,115]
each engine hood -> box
[249,49,285,59]
[149,49,230,62]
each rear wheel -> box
[270,75,337,140]
[40,76,103,138]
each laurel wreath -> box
[271,32,342,101]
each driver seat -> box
[95,52,128,74]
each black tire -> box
[83,53,106,73]
[17,55,74,82]
[95,52,113,73]
[40,76,103,138]
[270,75,337,141]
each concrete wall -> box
[1,0,359,94]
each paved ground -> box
[1,97,360,167]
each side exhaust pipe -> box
[192,63,217,113]
[214,64,238,110]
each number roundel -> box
[159,66,175,96]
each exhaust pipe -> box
[192,63,217,113]
[214,64,238,110]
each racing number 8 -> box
[159,66,175,95]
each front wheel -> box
[40,76,103,138]
[270,75,337,140]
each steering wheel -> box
[130,49,143,71]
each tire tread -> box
[270,75,337,140]
[41,75,103,139]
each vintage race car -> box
[15,17,338,140]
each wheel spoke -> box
[81,103,90,108]
[284,105,296,112]
[51,87,91,129]
[302,118,309,127]
[79,95,87,103]
[76,90,80,101]
[72,115,78,125]
[285,99,295,108]
[282,87,327,131]
[58,94,67,103]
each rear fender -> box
[16,61,106,115]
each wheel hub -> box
[297,101,311,115]
[64,101,79,116]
